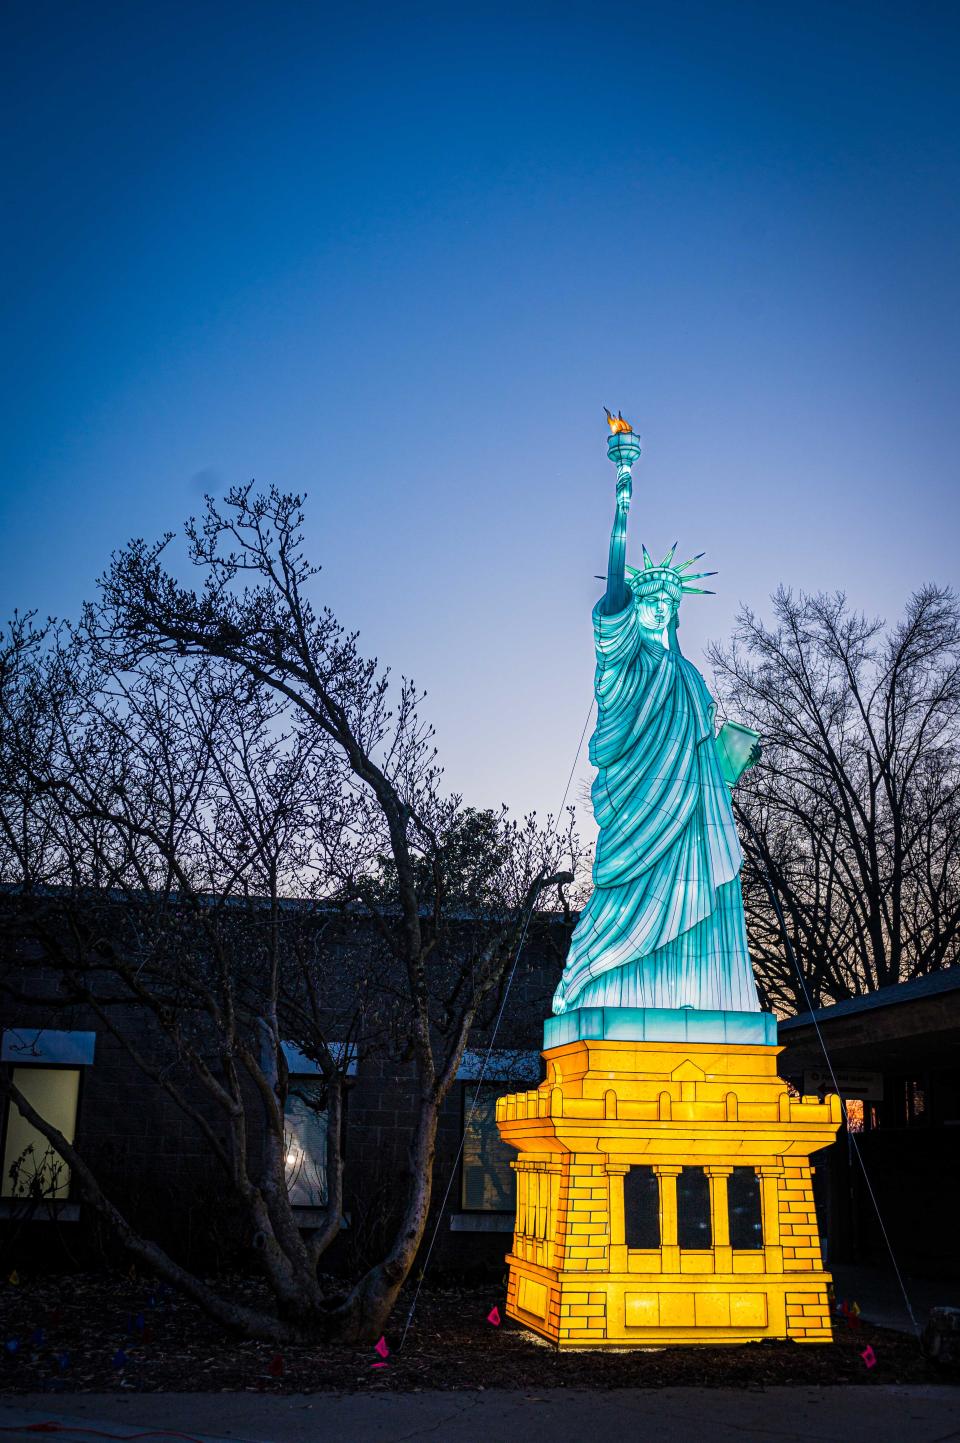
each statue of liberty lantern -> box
[552,417,762,1019]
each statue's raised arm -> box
[601,410,641,615]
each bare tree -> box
[0,615,365,1335]
[0,486,576,1342]
[709,585,960,1013]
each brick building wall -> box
[1,914,568,1279]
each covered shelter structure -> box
[778,966,960,1280]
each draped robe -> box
[553,597,760,1015]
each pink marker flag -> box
[487,1305,501,1326]
[861,1345,876,1369]
[374,1335,390,1359]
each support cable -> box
[399,697,596,1348]
[740,809,921,1340]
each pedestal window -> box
[677,1165,712,1249]
[728,1166,763,1250]
[623,1165,660,1249]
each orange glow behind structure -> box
[604,407,633,434]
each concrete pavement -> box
[1,1387,959,1443]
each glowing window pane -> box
[284,1079,328,1207]
[845,1098,865,1133]
[2,1067,79,1200]
[461,1085,517,1212]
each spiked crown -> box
[626,543,717,603]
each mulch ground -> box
[0,1270,947,1394]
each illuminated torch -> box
[604,405,641,483]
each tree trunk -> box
[326,1094,441,1343]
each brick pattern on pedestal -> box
[497,1038,841,1348]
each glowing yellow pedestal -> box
[496,1038,841,1347]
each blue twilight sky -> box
[3,1,959,827]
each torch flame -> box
[604,406,633,435]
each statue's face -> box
[635,588,678,638]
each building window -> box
[905,1080,926,1126]
[845,1098,865,1133]
[624,1165,660,1248]
[2,1067,80,1201]
[461,1084,517,1212]
[284,1078,329,1208]
[677,1165,712,1249]
[727,1166,763,1250]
